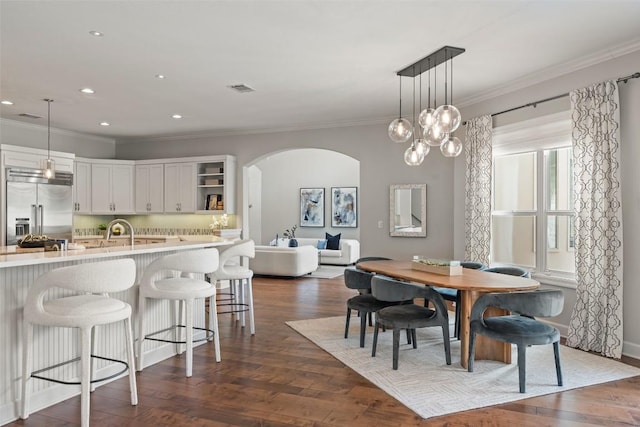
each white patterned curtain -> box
[464,115,492,266]
[566,80,624,359]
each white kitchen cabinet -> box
[135,164,164,213]
[164,162,196,213]
[73,160,92,213]
[91,161,135,214]
[1,145,237,221]
[1,144,74,173]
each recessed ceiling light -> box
[18,113,42,119]
[228,84,255,93]
[1,100,14,105]
[100,122,110,126]
[155,74,166,79]
[89,31,104,37]
[171,114,183,119]
[80,88,95,94]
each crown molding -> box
[116,117,391,144]
[459,38,640,108]
[0,118,115,145]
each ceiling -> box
[1,1,640,142]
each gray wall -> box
[116,124,457,261]
[0,118,116,158]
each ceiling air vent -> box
[228,84,255,93]
[18,113,43,119]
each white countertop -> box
[0,238,233,269]
[74,234,181,240]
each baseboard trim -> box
[622,341,640,362]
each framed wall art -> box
[331,186,357,227]
[300,187,325,227]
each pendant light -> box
[414,138,429,158]
[441,135,463,157]
[404,73,425,166]
[434,50,461,134]
[404,144,424,165]
[388,76,412,143]
[41,99,55,178]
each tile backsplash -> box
[73,227,215,236]
[73,214,237,236]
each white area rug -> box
[307,265,345,279]
[286,316,640,419]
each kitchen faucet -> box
[105,219,135,246]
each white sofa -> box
[251,245,318,277]
[294,237,360,266]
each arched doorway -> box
[243,148,360,245]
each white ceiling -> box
[1,1,640,141]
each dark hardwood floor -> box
[9,275,640,426]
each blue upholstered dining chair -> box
[371,275,451,370]
[431,261,486,339]
[468,289,564,393]
[344,257,402,348]
[460,261,486,270]
[484,265,531,278]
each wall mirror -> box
[389,184,426,237]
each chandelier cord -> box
[419,69,422,113]
[444,49,448,105]
[412,69,415,125]
[433,61,437,109]
[427,59,431,110]
[450,55,454,106]
[398,75,402,118]
[411,68,416,148]
[47,99,51,159]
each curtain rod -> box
[463,71,640,125]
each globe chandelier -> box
[388,46,465,165]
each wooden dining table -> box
[356,260,540,368]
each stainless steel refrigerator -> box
[5,168,73,245]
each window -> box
[491,113,575,279]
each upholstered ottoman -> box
[250,245,318,277]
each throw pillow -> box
[276,238,290,247]
[325,233,341,250]
[316,239,327,250]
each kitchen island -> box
[0,238,232,425]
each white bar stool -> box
[207,239,256,335]
[21,259,138,427]
[137,248,220,377]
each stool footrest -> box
[216,302,249,315]
[216,294,235,303]
[145,324,215,344]
[31,355,130,385]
